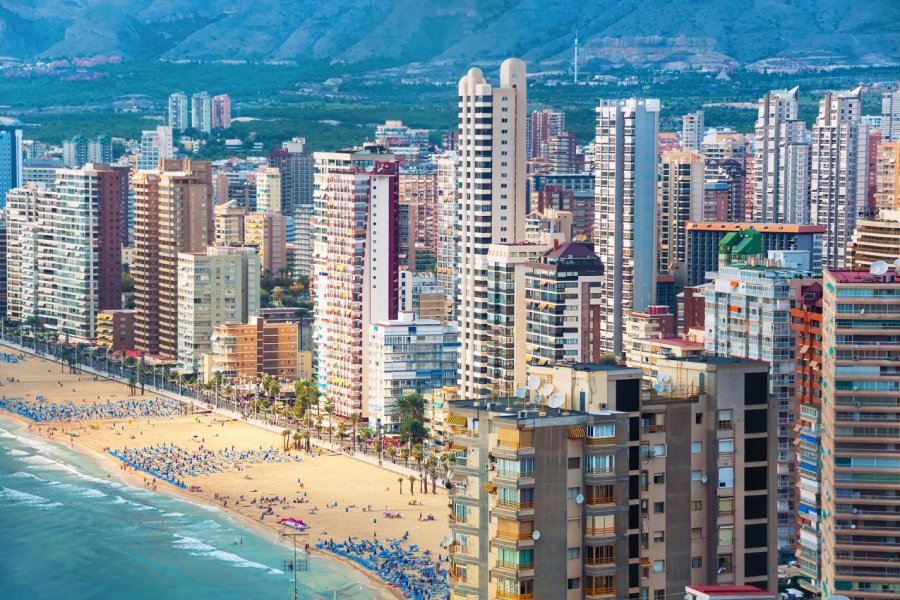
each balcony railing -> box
[585,556,615,566]
[496,531,533,541]
[585,587,615,597]
[587,437,615,446]
[497,499,534,510]
[585,526,615,536]
[448,571,468,584]
[586,466,615,475]
[497,592,534,600]
[586,496,615,506]
[495,560,534,572]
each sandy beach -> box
[0,344,450,599]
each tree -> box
[413,444,424,472]
[314,414,323,439]
[349,412,360,453]
[598,353,619,366]
[400,447,410,468]
[408,475,416,496]
[292,431,302,451]
[323,399,335,446]
[399,416,428,445]
[387,446,397,464]
[126,375,136,396]
[281,429,291,452]
[391,392,425,423]
[337,422,348,446]
[398,477,404,495]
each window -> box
[652,444,666,457]
[718,496,734,516]
[691,470,703,482]
[654,591,665,600]
[653,473,665,484]
[567,457,581,469]
[718,554,734,574]
[692,556,702,568]
[719,438,734,454]
[653,531,664,543]
[691,500,702,511]
[567,487,581,500]
[718,410,733,429]
[653,560,665,573]
[691,441,702,454]
[653,502,664,514]
[718,526,734,545]
[695,412,703,425]
[691,527,703,540]
[568,518,581,530]
[567,578,580,590]
[719,467,734,488]
[567,547,580,560]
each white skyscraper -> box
[255,166,281,213]
[753,87,811,224]
[681,110,704,153]
[137,126,174,171]
[456,58,527,399]
[168,92,189,132]
[191,92,212,134]
[594,98,660,356]
[811,88,869,270]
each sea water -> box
[0,415,387,600]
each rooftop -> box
[687,221,824,234]
[0,117,23,127]
[636,337,704,349]
[827,269,900,284]
[687,585,772,598]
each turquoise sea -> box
[0,415,388,600]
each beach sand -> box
[0,345,451,597]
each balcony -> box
[497,592,533,600]
[587,436,615,446]
[585,526,616,538]
[585,496,615,506]
[494,560,534,574]
[584,587,616,598]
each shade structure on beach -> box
[278,517,309,530]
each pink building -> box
[212,94,231,129]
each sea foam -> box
[172,535,283,575]
[0,486,63,509]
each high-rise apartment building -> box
[457,59,528,399]
[211,94,231,130]
[397,270,445,322]
[811,88,869,270]
[753,88,811,224]
[0,117,23,208]
[446,400,631,600]
[850,209,900,272]
[530,174,595,239]
[293,203,313,278]
[168,92,189,131]
[191,91,212,134]
[176,246,260,372]
[63,135,112,169]
[791,281,824,595]
[201,316,299,382]
[367,312,458,430]
[818,268,900,599]
[312,148,398,417]
[658,149,703,284]
[524,241,604,365]
[704,251,817,559]
[133,159,213,358]
[682,110,705,153]
[214,201,246,246]
[882,86,900,141]
[594,98,660,356]
[546,131,578,174]
[527,108,565,161]
[436,152,459,321]
[5,165,124,342]
[875,141,900,212]
[268,138,314,217]
[137,126,174,171]
[255,166,281,213]
[398,167,438,272]
[705,158,748,222]
[244,211,287,274]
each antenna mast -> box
[573,32,579,84]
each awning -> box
[483,481,497,493]
[447,414,468,426]
[568,426,586,439]
[450,473,468,485]
[640,558,652,567]
[799,344,811,355]
[449,442,468,452]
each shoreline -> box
[0,410,404,600]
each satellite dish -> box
[539,383,554,396]
[531,530,541,541]
[652,382,664,394]
[894,258,900,269]
[701,475,708,484]
[547,393,565,408]
[871,260,889,276]
[516,387,527,399]
[526,376,540,390]
[575,494,584,505]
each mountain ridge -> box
[1,1,898,70]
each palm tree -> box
[302,431,311,452]
[408,475,416,496]
[387,446,397,464]
[281,429,291,451]
[337,422,348,447]
[314,414,323,439]
[208,371,224,407]
[349,412,360,453]
[391,392,425,424]
[398,477,404,495]
[400,448,410,468]
[323,399,335,446]
[413,444,424,472]
[292,432,302,451]
[126,375,136,396]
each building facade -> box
[0,117,23,207]
[201,316,299,382]
[594,98,660,356]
